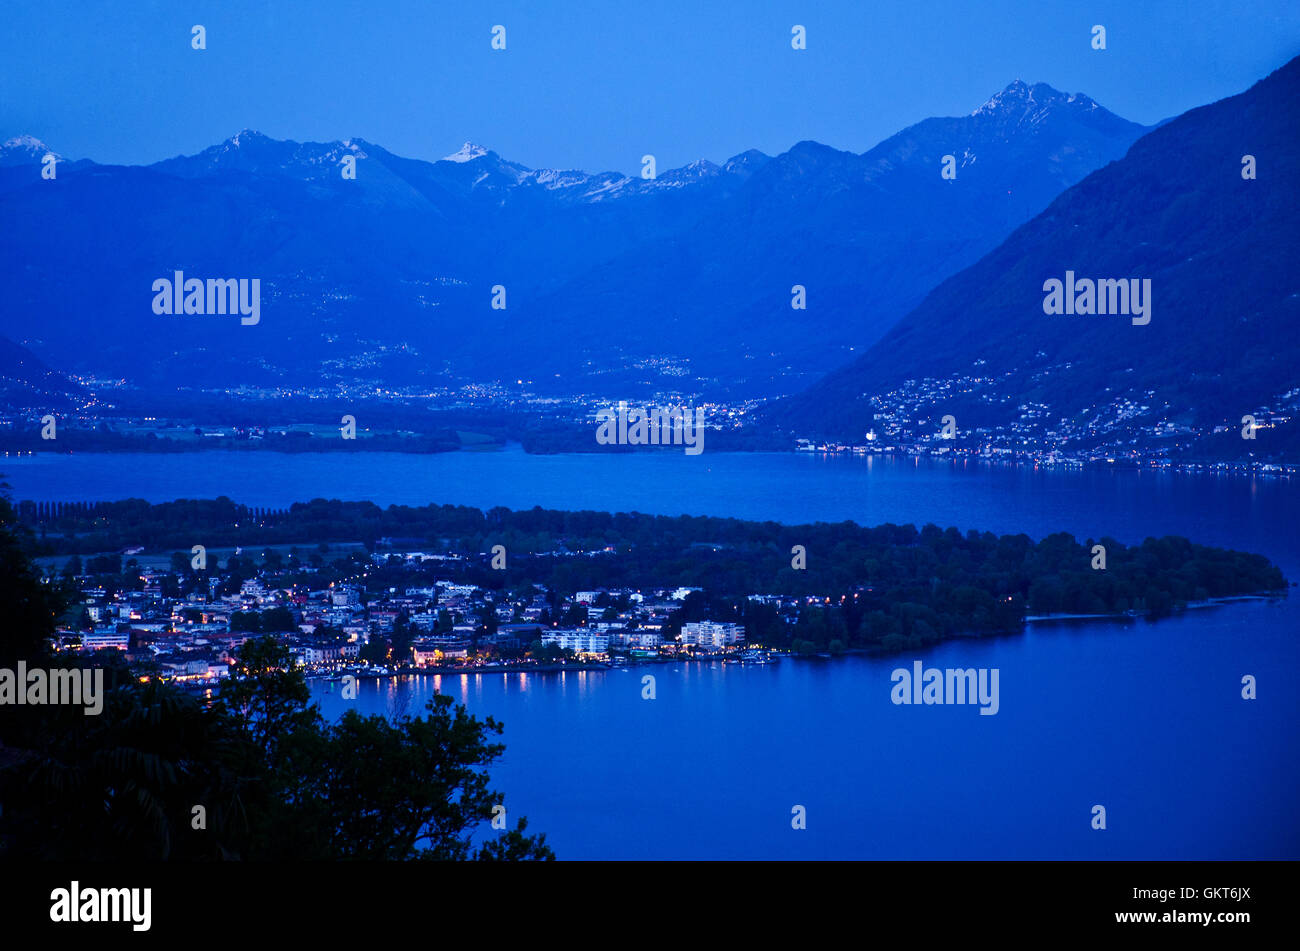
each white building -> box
[410,611,439,632]
[679,621,745,648]
[330,586,360,608]
[542,630,610,656]
[436,581,479,599]
[82,630,129,651]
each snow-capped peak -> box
[227,129,268,147]
[972,80,1097,119]
[973,80,1032,116]
[656,158,722,185]
[527,168,592,189]
[442,142,490,163]
[2,134,55,155]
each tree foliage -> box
[0,500,551,861]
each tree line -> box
[30,497,1290,652]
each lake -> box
[3,447,1297,858]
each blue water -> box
[3,448,1297,858]
[0,448,1291,560]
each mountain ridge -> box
[770,55,1300,460]
[0,79,1152,400]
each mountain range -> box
[771,54,1300,458]
[0,80,1149,401]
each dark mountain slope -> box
[773,56,1300,448]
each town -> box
[794,361,1300,474]
[47,544,796,686]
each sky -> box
[2,0,1298,174]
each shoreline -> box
[1024,593,1282,623]
[3,444,1297,475]
[299,593,1289,688]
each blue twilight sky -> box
[2,0,1298,174]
